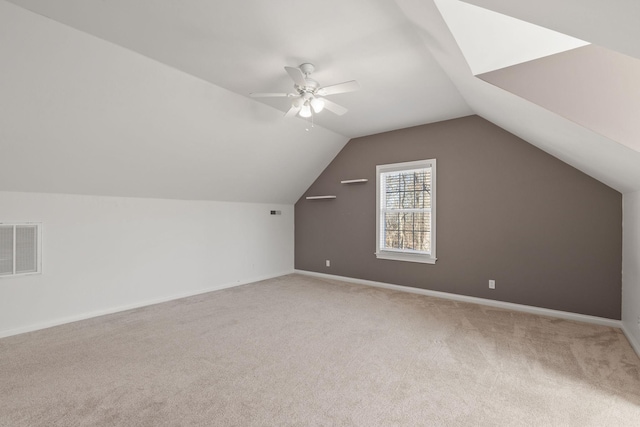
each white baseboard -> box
[622,325,640,357]
[295,270,623,329]
[0,270,294,339]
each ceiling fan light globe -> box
[310,97,325,113]
[299,104,312,118]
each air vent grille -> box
[16,226,38,274]
[0,226,13,276]
[0,223,41,277]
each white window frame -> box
[0,222,43,278]
[376,159,436,264]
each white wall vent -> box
[0,222,42,278]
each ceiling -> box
[1,0,639,203]
[401,0,640,192]
[463,0,640,62]
[4,0,472,139]
[435,0,589,76]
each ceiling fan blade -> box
[284,105,300,118]
[285,66,307,87]
[322,98,348,116]
[250,92,291,98]
[317,80,360,96]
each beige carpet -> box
[1,274,639,426]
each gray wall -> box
[295,116,622,319]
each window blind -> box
[380,167,432,253]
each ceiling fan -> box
[250,63,359,118]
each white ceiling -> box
[1,0,639,203]
[462,0,640,62]
[435,0,589,75]
[397,0,640,193]
[5,0,472,139]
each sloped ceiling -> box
[462,0,640,61]
[4,0,472,138]
[396,0,640,193]
[2,0,639,203]
[437,0,640,158]
[0,1,350,204]
[478,45,640,153]
[434,0,589,75]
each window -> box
[376,159,436,264]
[0,222,42,277]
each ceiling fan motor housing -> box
[299,63,315,75]
[298,79,319,93]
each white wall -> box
[622,191,640,354]
[0,191,294,337]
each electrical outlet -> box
[488,280,495,290]
[637,315,640,328]
[326,260,330,267]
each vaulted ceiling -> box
[1,0,639,203]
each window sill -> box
[0,271,41,279]
[375,251,437,264]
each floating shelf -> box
[306,195,336,200]
[341,179,368,184]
